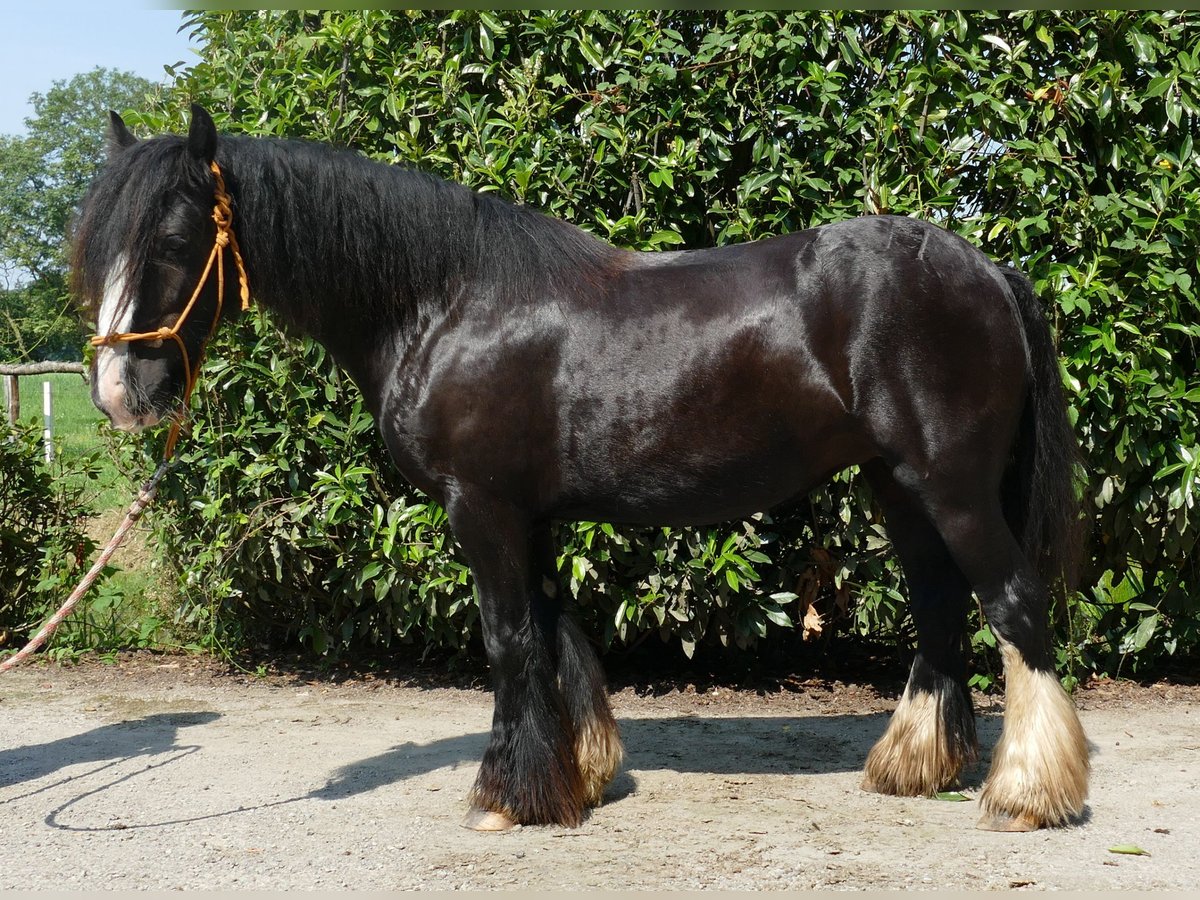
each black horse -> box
[74,106,1087,833]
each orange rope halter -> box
[89,161,251,459]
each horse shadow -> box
[310,710,1006,803]
[4,707,1007,827]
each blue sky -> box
[1,4,198,136]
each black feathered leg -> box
[446,490,585,829]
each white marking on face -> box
[94,254,141,431]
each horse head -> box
[74,104,245,433]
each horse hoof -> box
[462,809,518,832]
[976,811,1040,832]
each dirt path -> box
[1,656,1196,890]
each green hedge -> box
[124,10,1198,679]
[0,420,106,651]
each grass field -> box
[15,371,128,509]
[14,371,104,448]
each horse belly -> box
[555,374,867,526]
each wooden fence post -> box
[5,374,17,426]
[0,362,86,429]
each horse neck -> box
[221,140,442,360]
[220,136,618,390]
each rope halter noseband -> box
[89,161,251,459]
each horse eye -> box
[162,235,189,254]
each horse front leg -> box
[447,491,586,830]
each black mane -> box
[74,131,621,342]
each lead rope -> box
[0,161,250,674]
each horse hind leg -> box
[920,481,1088,830]
[977,587,1089,831]
[861,461,979,797]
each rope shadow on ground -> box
[0,711,221,796]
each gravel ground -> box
[0,655,1197,890]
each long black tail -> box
[999,266,1084,595]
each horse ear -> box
[186,103,218,163]
[106,111,137,155]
